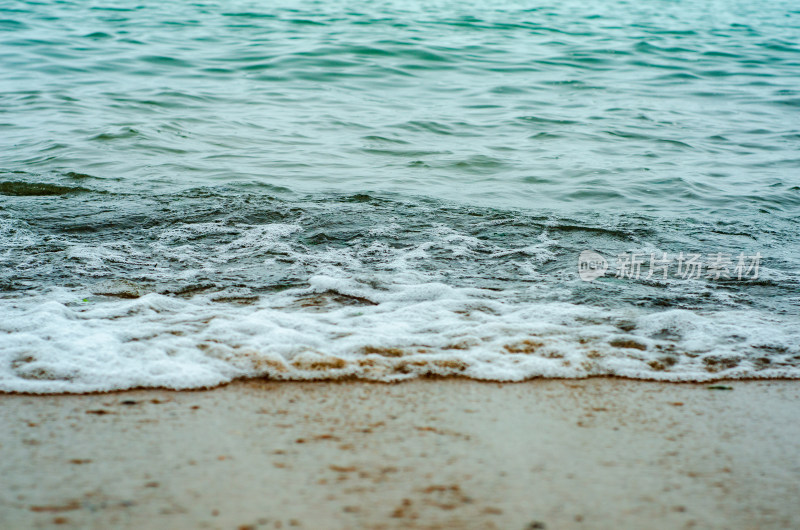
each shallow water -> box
[1,0,799,392]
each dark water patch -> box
[89,128,139,141]
[139,55,193,67]
[773,98,800,108]
[395,121,455,135]
[65,172,96,180]
[221,12,277,19]
[83,32,112,40]
[517,115,578,126]
[529,132,563,140]
[361,135,410,145]
[0,181,91,196]
[451,155,509,172]
[0,18,29,30]
[361,147,448,158]
[286,18,327,26]
[89,6,140,12]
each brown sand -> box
[1,378,799,529]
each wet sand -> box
[1,378,799,529]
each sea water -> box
[1,0,799,392]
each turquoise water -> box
[1,0,799,391]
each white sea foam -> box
[2,199,798,393]
[2,275,799,393]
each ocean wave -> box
[2,282,799,393]
[1,187,799,393]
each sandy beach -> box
[1,378,799,529]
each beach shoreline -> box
[2,378,799,529]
